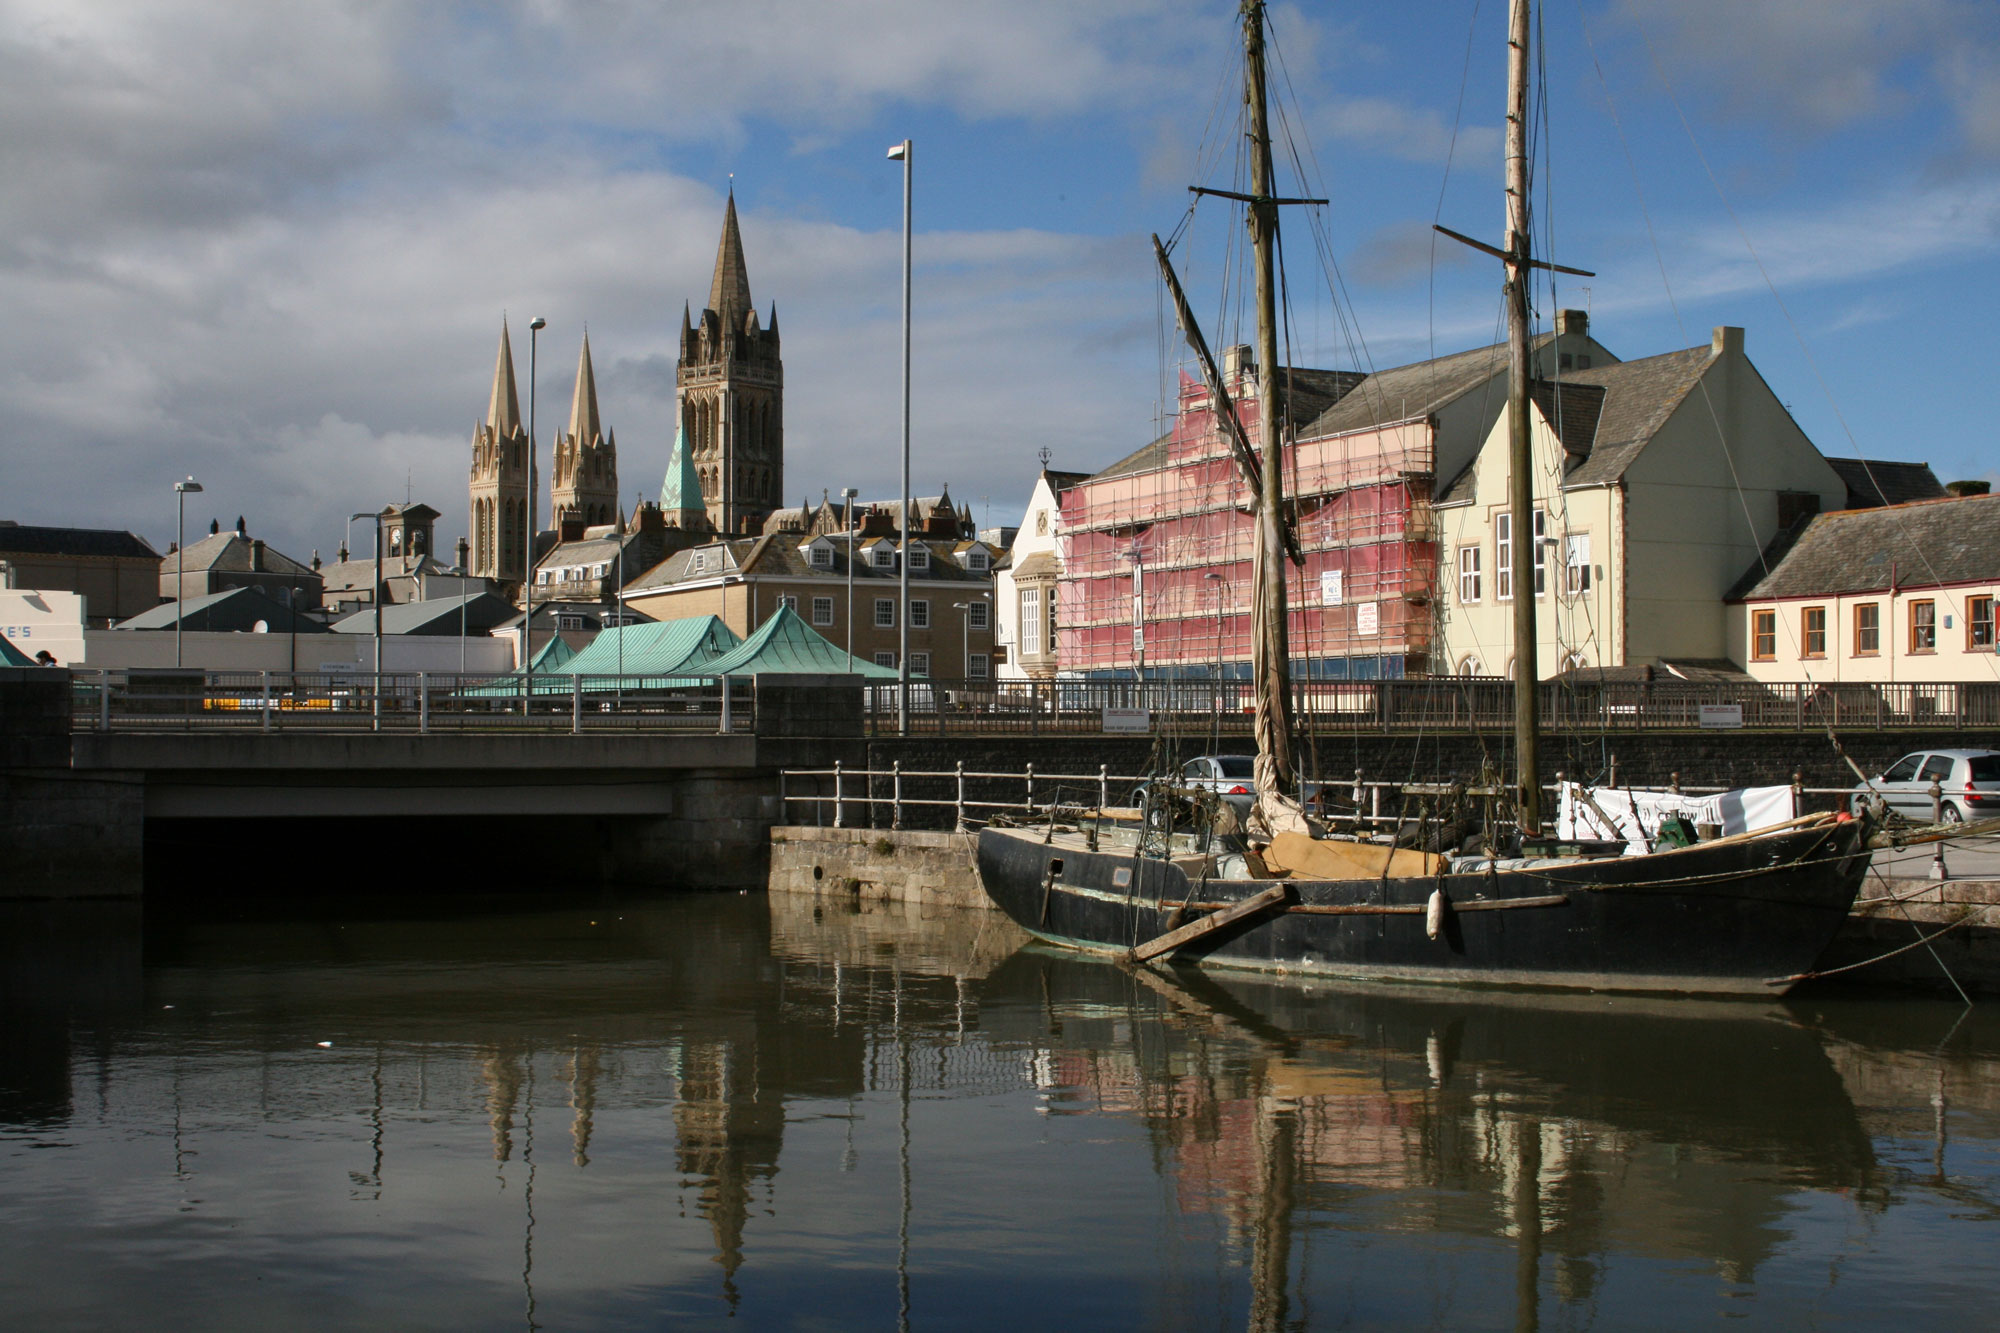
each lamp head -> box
[840,486,859,499]
[175,478,203,494]
[886,141,909,161]
[530,317,547,331]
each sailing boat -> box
[974,0,1873,996]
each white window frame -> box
[907,545,930,571]
[1458,545,1481,603]
[1019,587,1042,655]
[1495,514,1512,602]
[874,598,896,629]
[909,651,930,677]
[873,651,896,668]
[968,652,989,679]
[966,549,989,572]
[811,596,835,626]
[809,545,833,568]
[1563,533,1591,596]
[909,599,930,629]
[967,601,990,630]
[872,546,895,569]
[1532,510,1549,597]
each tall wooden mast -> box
[1504,0,1542,829]
[1243,0,1299,829]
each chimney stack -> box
[251,539,265,572]
[1556,309,1589,337]
[1712,326,1744,357]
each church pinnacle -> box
[566,330,602,445]
[487,318,523,436]
[552,330,618,529]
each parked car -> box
[1852,749,2000,822]
[1130,754,1258,821]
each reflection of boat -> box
[980,948,1881,1324]
[976,0,1871,996]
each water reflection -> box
[0,893,1994,1329]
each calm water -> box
[4,891,1999,1331]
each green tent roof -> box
[0,635,35,666]
[555,615,741,677]
[697,604,897,678]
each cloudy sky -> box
[4,0,1998,562]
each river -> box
[3,889,1997,1330]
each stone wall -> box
[2,668,145,899]
[767,826,994,910]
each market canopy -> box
[695,604,897,678]
[555,615,741,677]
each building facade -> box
[995,467,1083,681]
[0,522,162,623]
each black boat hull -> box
[975,821,1872,996]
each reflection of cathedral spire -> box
[483,1048,522,1162]
[670,1038,787,1307]
[569,1045,600,1168]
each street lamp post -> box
[349,510,384,729]
[173,476,203,668]
[841,486,859,661]
[522,316,546,716]
[887,138,912,734]
[952,597,989,683]
[1205,571,1229,751]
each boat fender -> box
[1426,887,1446,940]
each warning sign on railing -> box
[1102,707,1150,733]
[1698,703,1743,729]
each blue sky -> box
[3,0,1996,561]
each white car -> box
[1852,749,2000,823]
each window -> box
[1881,754,1921,783]
[693,552,707,573]
[777,594,798,612]
[812,596,835,626]
[909,652,930,677]
[874,598,896,628]
[1563,533,1591,595]
[966,549,989,572]
[1910,600,1937,653]
[874,652,896,668]
[1855,603,1880,656]
[968,652,989,679]
[872,545,894,569]
[908,545,929,571]
[967,600,990,630]
[557,613,588,631]
[1801,605,1826,658]
[1019,587,1042,654]
[909,599,930,629]
[1458,545,1481,603]
[1971,596,1995,651]
[1532,510,1549,597]
[1458,655,1484,676]
[1752,609,1776,660]
[1920,754,1954,784]
[810,545,833,568]
[1496,514,1512,601]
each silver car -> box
[1131,754,1258,823]
[1853,748,2000,823]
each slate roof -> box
[1732,493,2000,601]
[1436,347,1714,505]
[1824,458,1947,510]
[1297,338,1532,439]
[170,530,317,577]
[1090,431,1171,483]
[117,586,330,633]
[331,593,517,636]
[627,532,991,593]
[0,523,158,560]
[319,553,442,593]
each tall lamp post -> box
[349,510,384,728]
[841,485,859,661]
[1205,571,1229,751]
[173,476,203,668]
[952,596,989,683]
[887,139,912,733]
[522,315,546,715]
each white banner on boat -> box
[1557,783,1796,854]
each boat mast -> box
[1243,0,1298,820]
[1504,0,1542,830]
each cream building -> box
[1731,492,2000,683]
[1435,325,1848,678]
[995,466,1085,682]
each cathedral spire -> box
[708,191,753,322]
[488,319,523,436]
[567,331,602,445]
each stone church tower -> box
[551,332,619,530]
[679,193,783,535]
[468,320,530,584]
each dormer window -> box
[966,549,989,572]
[872,546,895,569]
[809,544,833,568]
[908,545,930,571]
[693,552,707,573]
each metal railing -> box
[779,761,1868,833]
[861,677,2000,735]
[68,669,754,734]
